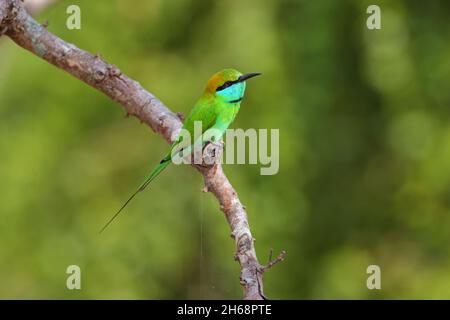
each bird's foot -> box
[200,140,224,167]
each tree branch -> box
[0,0,284,300]
[0,0,10,35]
[24,0,58,15]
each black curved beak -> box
[238,72,262,82]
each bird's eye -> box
[216,81,232,92]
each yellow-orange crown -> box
[205,69,243,93]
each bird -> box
[99,68,261,233]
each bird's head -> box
[205,69,261,103]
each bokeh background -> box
[0,0,449,299]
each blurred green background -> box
[0,0,449,299]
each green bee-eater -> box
[100,69,261,233]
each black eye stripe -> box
[216,77,242,92]
[216,81,233,92]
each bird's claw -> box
[200,140,224,166]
